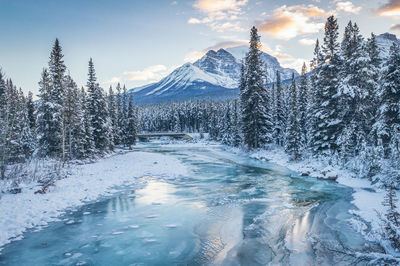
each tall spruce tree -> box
[375,43,400,156]
[26,91,35,131]
[86,58,111,152]
[274,71,285,146]
[312,15,342,154]
[125,95,137,149]
[298,63,308,147]
[241,26,273,150]
[36,39,66,157]
[81,87,95,156]
[285,74,301,159]
[36,68,59,157]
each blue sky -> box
[0,0,399,95]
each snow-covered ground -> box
[0,139,395,254]
[0,149,189,251]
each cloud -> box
[188,0,248,32]
[193,0,247,13]
[390,24,400,30]
[335,1,362,14]
[171,1,178,5]
[258,5,328,40]
[123,65,169,82]
[299,38,316,46]
[103,77,121,85]
[376,0,400,17]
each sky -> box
[0,0,399,96]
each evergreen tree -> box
[221,103,233,145]
[312,16,342,154]
[26,91,35,131]
[240,26,273,149]
[36,39,67,157]
[375,43,400,156]
[381,181,400,250]
[285,74,301,159]
[17,89,35,159]
[81,87,95,156]
[36,68,60,157]
[125,95,137,149]
[274,71,285,146]
[108,86,117,146]
[298,63,308,147]
[86,58,111,152]
[0,71,6,179]
[232,99,242,147]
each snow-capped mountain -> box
[376,33,400,59]
[130,46,298,104]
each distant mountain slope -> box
[129,33,399,105]
[376,33,400,59]
[130,46,298,104]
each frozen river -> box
[0,143,375,265]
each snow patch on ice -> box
[0,151,189,251]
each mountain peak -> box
[378,32,398,41]
[130,46,298,104]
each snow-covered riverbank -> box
[245,148,387,236]
[0,140,394,255]
[159,140,389,236]
[0,149,189,250]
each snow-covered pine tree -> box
[115,83,123,145]
[221,102,233,145]
[36,39,67,157]
[36,68,58,157]
[297,63,308,148]
[0,71,6,179]
[381,180,400,251]
[70,86,86,160]
[108,86,117,147]
[17,89,35,159]
[240,26,273,150]
[86,58,111,153]
[63,76,87,159]
[365,33,382,146]
[285,73,301,159]
[125,95,137,149]
[337,22,364,157]
[81,87,95,156]
[6,81,24,162]
[232,99,242,147]
[26,91,35,131]
[63,75,77,160]
[274,71,285,146]
[312,16,342,154]
[308,40,323,150]
[375,43,400,157]
[120,85,129,144]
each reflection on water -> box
[0,144,374,265]
[135,179,176,205]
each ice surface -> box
[0,151,189,250]
[0,143,381,265]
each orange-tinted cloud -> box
[194,0,247,13]
[188,0,248,32]
[258,5,327,40]
[377,0,400,17]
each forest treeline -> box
[0,39,137,180]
